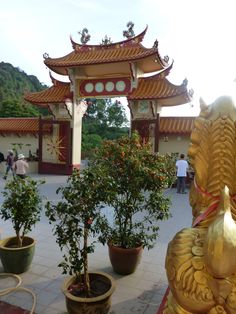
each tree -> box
[82,98,129,156]
[85,99,128,128]
[0,99,40,117]
[0,62,49,117]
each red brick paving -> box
[0,301,32,314]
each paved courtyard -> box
[0,174,192,314]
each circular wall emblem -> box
[105,81,115,92]
[116,80,126,92]
[95,82,104,93]
[84,83,94,93]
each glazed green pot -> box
[0,236,35,274]
[62,272,115,314]
[108,242,143,275]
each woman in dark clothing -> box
[3,150,15,179]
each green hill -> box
[0,62,49,117]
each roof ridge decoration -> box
[70,25,148,51]
[100,35,112,45]
[78,28,91,44]
[180,79,194,98]
[123,21,135,39]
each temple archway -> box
[25,24,193,174]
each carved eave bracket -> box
[48,104,56,119]
[67,68,77,98]
[129,62,144,90]
[64,100,72,119]
[127,100,134,119]
[47,103,72,120]
[129,63,138,89]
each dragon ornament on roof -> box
[123,21,135,39]
[78,28,91,45]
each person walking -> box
[3,150,15,180]
[0,151,4,174]
[14,154,29,179]
[0,152,4,164]
[175,153,189,194]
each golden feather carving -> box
[189,102,236,224]
[165,96,236,313]
[166,227,214,309]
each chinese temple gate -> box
[25,24,193,174]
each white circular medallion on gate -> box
[116,80,126,92]
[95,82,104,93]
[85,83,94,93]
[105,81,115,92]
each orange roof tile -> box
[0,118,52,134]
[160,117,196,134]
[0,118,39,134]
[24,79,72,105]
[44,28,168,75]
[128,76,192,105]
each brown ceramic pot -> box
[62,271,115,314]
[108,242,143,275]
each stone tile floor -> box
[0,174,192,313]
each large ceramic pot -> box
[108,242,143,275]
[62,271,115,314]
[0,236,35,274]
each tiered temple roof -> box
[24,75,71,105]
[43,27,169,76]
[128,64,192,105]
[25,25,193,108]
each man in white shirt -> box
[175,153,188,194]
[14,154,29,179]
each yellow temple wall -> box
[0,134,38,174]
[0,134,38,159]
[0,132,191,174]
[159,134,190,156]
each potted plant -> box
[92,132,175,275]
[0,177,45,274]
[45,167,115,314]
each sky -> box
[1,0,236,117]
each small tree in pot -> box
[0,177,45,273]
[45,168,115,314]
[91,132,176,274]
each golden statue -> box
[164,96,236,314]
